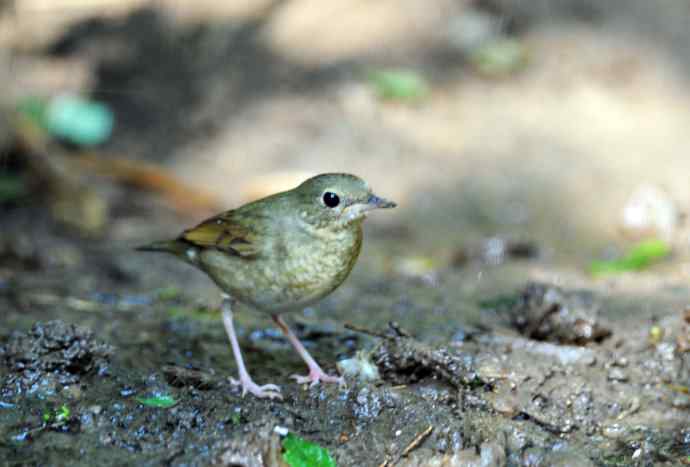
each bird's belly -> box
[199,230,361,313]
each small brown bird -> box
[138,173,396,399]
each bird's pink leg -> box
[272,314,343,386]
[221,299,282,399]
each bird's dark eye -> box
[322,191,340,208]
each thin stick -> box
[398,425,433,461]
[344,322,389,339]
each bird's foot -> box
[291,367,344,387]
[230,376,282,399]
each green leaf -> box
[44,95,114,146]
[369,69,429,102]
[590,239,671,276]
[135,394,177,408]
[55,404,71,422]
[42,404,71,423]
[282,433,336,467]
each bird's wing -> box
[180,211,261,258]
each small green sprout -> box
[56,405,71,422]
[42,404,71,424]
[590,239,671,276]
[135,394,177,408]
[369,69,429,102]
[229,413,242,425]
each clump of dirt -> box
[162,364,218,390]
[1,320,112,394]
[372,333,481,388]
[503,282,612,345]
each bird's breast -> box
[200,222,363,313]
[273,224,363,307]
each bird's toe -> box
[291,370,343,386]
[230,377,283,400]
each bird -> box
[137,173,396,399]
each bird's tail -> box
[135,239,189,256]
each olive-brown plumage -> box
[139,173,395,399]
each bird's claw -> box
[230,377,282,399]
[291,369,344,387]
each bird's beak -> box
[343,193,396,222]
[367,194,397,209]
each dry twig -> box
[399,425,434,459]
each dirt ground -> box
[1,1,690,466]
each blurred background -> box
[4,0,690,267]
[4,0,690,347]
[3,0,690,252]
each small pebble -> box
[613,357,629,367]
[602,423,628,440]
[475,355,506,382]
[621,183,677,240]
[656,342,676,361]
[336,351,380,382]
[671,394,690,409]
[63,384,82,399]
[120,386,136,397]
[607,368,628,382]
[490,391,520,417]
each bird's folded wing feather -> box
[180,212,260,257]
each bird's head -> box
[291,173,396,229]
